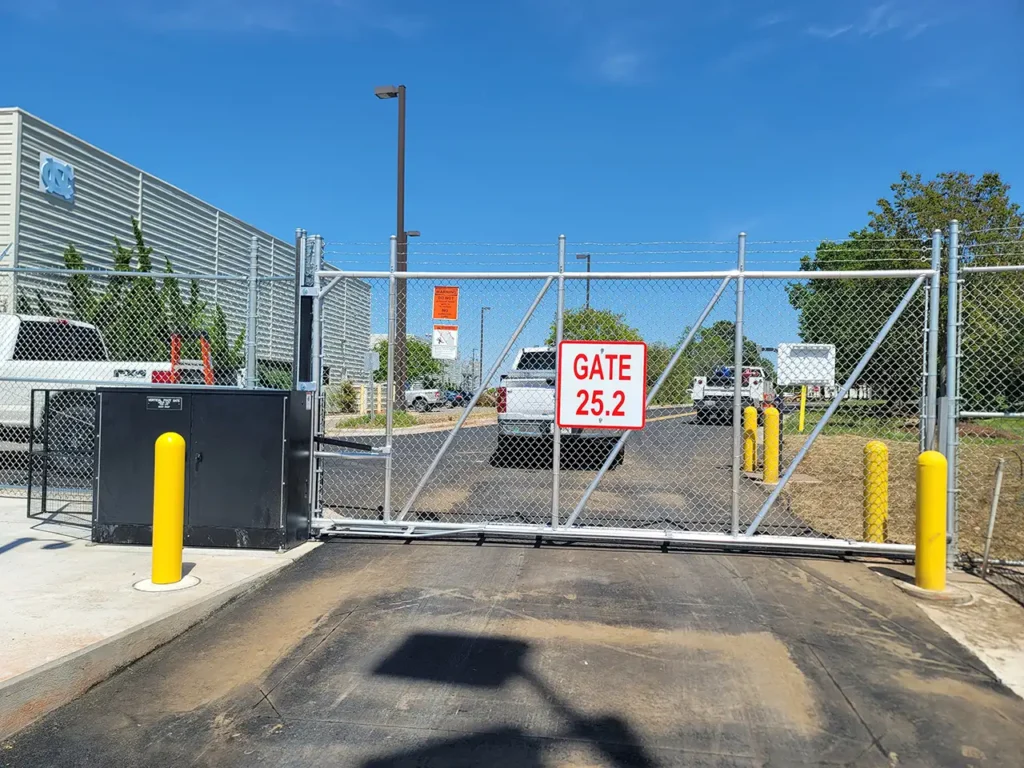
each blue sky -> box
[3,0,1023,359]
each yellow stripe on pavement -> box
[646,411,697,422]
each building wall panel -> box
[2,109,370,371]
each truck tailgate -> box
[506,380,555,418]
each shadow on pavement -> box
[367,631,657,768]
[489,436,624,471]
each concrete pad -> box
[879,564,1024,698]
[0,497,318,739]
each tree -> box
[546,307,642,344]
[46,217,245,370]
[788,171,1024,409]
[372,337,445,388]
[787,232,922,403]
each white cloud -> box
[805,1,950,43]
[805,24,853,40]
[598,50,644,84]
[754,12,786,29]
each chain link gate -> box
[310,234,938,556]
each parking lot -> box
[321,405,807,536]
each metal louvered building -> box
[0,107,370,382]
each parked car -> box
[443,390,474,408]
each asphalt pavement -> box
[320,408,804,535]
[5,540,1023,766]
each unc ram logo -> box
[39,154,75,202]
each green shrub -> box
[326,381,359,413]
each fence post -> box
[293,229,308,388]
[981,458,1006,578]
[924,229,942,449]
[944,219,959,565]
[245,236,259,388]
[307,235,325,519]
[731,232,746,535]
[552,234,566,529]
[383,235,397,522]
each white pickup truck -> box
[691,366,774,423]
[0,315,183,439]
[495,346,623,467]
[496,347,560,440]
[403,384,444,412]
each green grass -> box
[336,411,419,429]
[974,417,1024,439]
[784,406,919,442]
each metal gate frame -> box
[309,234,937,556]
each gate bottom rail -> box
[315,516,915,556]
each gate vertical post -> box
[924,229,942,449]
[730,232,747,536]
[293,229,309,388]
[944,219,959,564]
[245,235,259,389]
[383,235,398,521]
[308,235,325,518]
[552,234,566,529]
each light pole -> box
[576,253,591,309]
[479,306,491,391]
[375,84,409,407]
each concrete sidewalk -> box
[0,497,318,739]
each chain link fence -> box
[956,230,1024,598]
[0,261,299,510]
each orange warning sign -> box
[432,286,459,320]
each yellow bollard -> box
[798,386,807,433]
[152,432,186,585]
[863,441,888,543]
[916,451,947,591]
[743,406,758,472]
[763,406,780,484]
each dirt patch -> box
[493,617,820,736]
[134,551,411,713]
[893,670,1020,715]
[781,435,1024,559]
[781,434,918,545]
[417,486,472,514]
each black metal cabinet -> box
[93,388,311,550]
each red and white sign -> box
[556,341,647,430]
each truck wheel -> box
[411,398,429,413]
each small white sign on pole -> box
[431,324,459,361]
[777,343,836,387]
[556,341,647,430]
